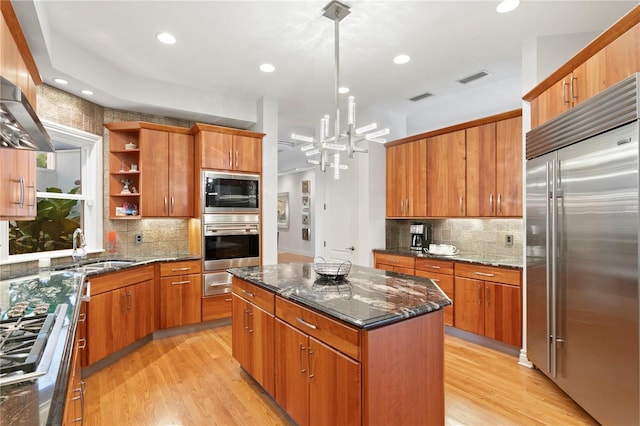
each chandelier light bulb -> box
[292,133,315,143]
[355,123,377,134]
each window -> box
[0,120,103,263]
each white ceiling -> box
[11,0,639,149]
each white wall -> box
[277,170,317,257]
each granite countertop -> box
[0,254,200,425]
[228,263,452,330]
[374,247,523,269]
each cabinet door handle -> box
[164,195,168,214]
[459,196,464,213]
[229,150,232,168]
[121,292,126,313]
[296,317,317,330]
[171,267,191,272]
[13,176,25,208]
[299,343,307,374]
[171,196,175,214]
[26,184,36,207]
[405,198,409,213]
[477,285,482,305]
[486,287,490,306]
[570,74,577,101]
[489,193,493,213]
[127,291,132,311]
[235,150,239,168]
[247,310,253,333]
[78,337,87,350]
[497,193,502,213]
[308,344,315,379]
[243,308,249,331]
[241,289,254,298]
[78,312,86,322]
[562,79,569,105]
[82,281,91,302]
[474,272,495,277]
[171,280,191,285]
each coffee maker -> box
[409,223,431,251]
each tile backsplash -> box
[386,218,524,258]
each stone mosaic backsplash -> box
[386,218,524,258]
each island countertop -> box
[227,263,452,330]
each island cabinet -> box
[454,263,522,346]
[427,130,466,217]
[159,260,202,329]
[86,265,156,366]
[415,258,455,326]
[527,11,640,128]
[231,277,275,395]
[466,116,523,217]
[373,252,415,275]
[385,139,427,217]
[193,124,264,173]
[275,297,361,426]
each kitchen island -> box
[228,263,451,426]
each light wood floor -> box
[84,325,597,426]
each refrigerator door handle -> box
[550,158,559,378]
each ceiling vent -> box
[409,91,434,102]
[457,70,491,84]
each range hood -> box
[0,76,54,152]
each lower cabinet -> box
[202,293,232,321]
[231,277,275,395]
[63,300,86,425]
[86,266,156,366]
[159,260,202,329]
[373,252,415,275]
[454,263,522,346]
[275,319,361,426]
[414,258,455,327]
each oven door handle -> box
[204,229,259,236]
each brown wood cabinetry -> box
[526,10,640,127]
[427,130,466,217]
[86,266,156,365]
[275,318,361,426]
[385,139,427,217]
[373,252,415,275]
[415,258,455,326]
[159,260,202,329]
[63,300,87,425]
[466,116,522,217]
[231,277,275,395]
[194,124,263,173]
[201,293,232,321]
[0,148,36,219]
[454,263,522,346]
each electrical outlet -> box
[505,234,513,246]
[135,233,143,244]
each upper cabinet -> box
[385,110,522,219]
[386,139,427,217]
[105,122,195,219]
[526,7,640,128]
[193,123,264,173]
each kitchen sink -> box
[79,260,136,270]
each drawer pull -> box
[171,280,191,285]
[431,279,440,282]
[78,338,87,350]
[241,289,254,298]
[225,298,232,302]
[474,272,495,277]
[424,265,440,269]
[296,317,317,330]
[171,267,191,272]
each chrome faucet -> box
[72,228,87,264]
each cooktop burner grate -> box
[0,312,56,375]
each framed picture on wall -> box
[277,192,289,229]
[302,180,310,194]
[302,195,310,209]
[302,228,310,241]
[302,212,310,225]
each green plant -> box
[9,187,81,255]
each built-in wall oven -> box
[202,170,259,214]
[202,214,260,297]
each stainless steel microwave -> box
[202,171,259,213]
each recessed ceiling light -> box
[157,32,176,45]
[393,54,411,65]
[81,89,94,95]
[338,87,350,94]
[54,78,68,85]
[260,63,275,73]
[496,0,521,13]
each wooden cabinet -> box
[63,300,87,425]
[201,293,232,321]
[86,265,156,365]
[275,318,361,426]
[415,258,455,326]
[231,277,275,395]
[527,15,640,127]
[385,139,427,217]
[106,122,194,219]
[466,116,522,217]
[195,127,262,173]
[427,130,466,217]
[454,263,522,346]
[139,129,194,217]
[0,148,36,219]
[373,252,415,275]
[160,260,202,329]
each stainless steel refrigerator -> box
[526,73,639,425]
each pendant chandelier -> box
[292,0,390,179]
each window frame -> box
[0,120,103,264]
